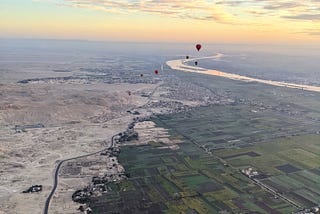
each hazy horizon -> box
[1,0,320,45]
[2,37,320,86]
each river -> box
[166,55,320,93]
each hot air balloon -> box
[186,55,189,59]
[195,61,198,66]
[128,91,131,96]
[154,70,159,75]
[140,74,143,77]
[196,44,202,51]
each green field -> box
[89,70,320,213]
[90,136,317,213]
[214,134,320,207]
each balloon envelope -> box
[186,56,189,59]
[195,61,198,66]
[196,44,202,51]
[154,70,159,75]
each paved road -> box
[252,178,302,209]
[43,80,157,214]
[154,115,303,211]
[43,134,118,214]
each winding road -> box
[43,80,158,214]
[43,55,315,213]
[43,134,118,214]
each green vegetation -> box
[89,71,320,213]
[214,134,320,207]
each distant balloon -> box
[140,74,143,77]
[154,70,159,75]
[195,61,198,66]
[186,55,189,59]
[128,91,131,96]
[196,44,202,51]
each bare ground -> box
[0,82,157,214]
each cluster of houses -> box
[241,167,259,178]
[295,206,320,214]
[22,185,42,193]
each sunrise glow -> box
[1,0,320,44]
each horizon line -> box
[0,36,318,47]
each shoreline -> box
[166,55,320,93]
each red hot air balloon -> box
[154,70,159,75]
[196,44,202,51]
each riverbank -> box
[166,55,320,93]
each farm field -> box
[90,142,297,213]
[215,134,320,208]
[88,68,320,213]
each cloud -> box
[263,2,302,10]
[283,13,320,20]
[45,0,320,29]
[216,0,245,6]
[54,0,230,22]
[295,29,320,36]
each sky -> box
[1,0,320,44]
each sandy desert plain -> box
[0,56,215,213]
[3,44,320,214]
